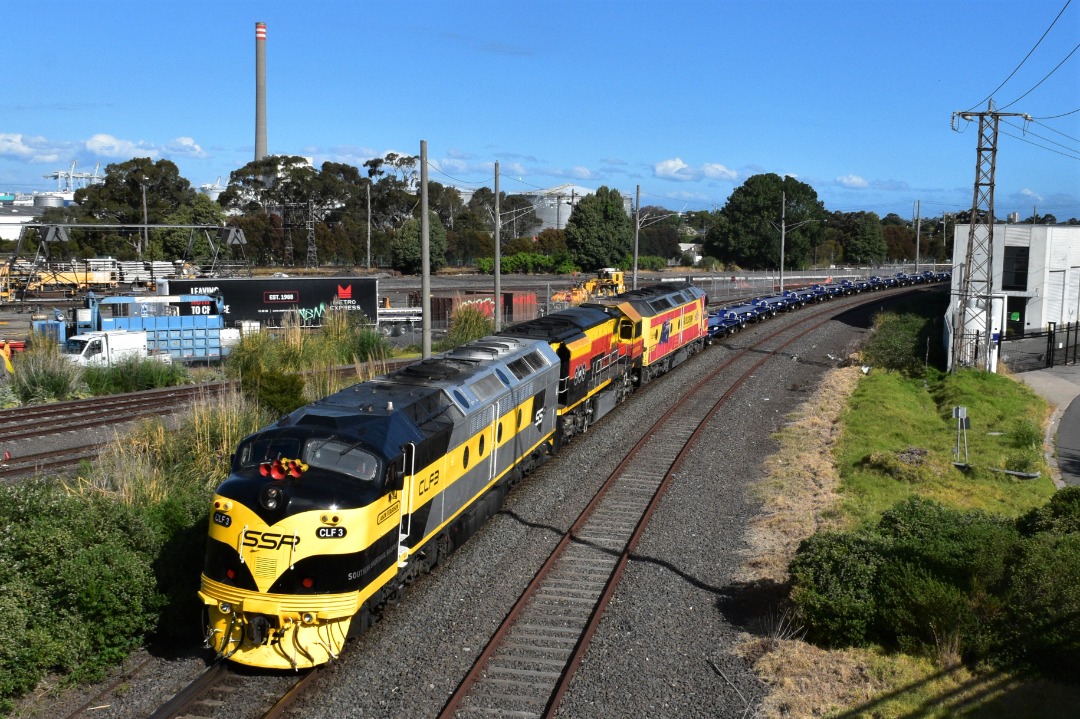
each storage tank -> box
[33,194,65,208]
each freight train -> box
[199,272,949,669]
[199,280,709,669]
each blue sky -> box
[3,0,1078,221]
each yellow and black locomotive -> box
[199,281,707,669]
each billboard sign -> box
[160,277,379,327]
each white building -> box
[0,205,41,241]
[950,223,1080,338]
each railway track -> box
[436,296,860,719]
[100,660,322,719]
[0,359,413,481]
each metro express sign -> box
[163,277,379,327]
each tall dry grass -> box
[71,385,272,506]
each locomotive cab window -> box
[303,439,380,482]
[235,435,303,469]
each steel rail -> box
[438,297,853,719]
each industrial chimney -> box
[255,21,267,161]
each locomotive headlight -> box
[302,612,315,625]
[213,500,233,511]
[259,484,285,511]
[219,602,232,614]
[320,513,341,525]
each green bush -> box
[83,356,192,394]
[0,480,162,710]
[1001,532,1080,682]
[241,367,306,417]
[862,312,931,375]
[789,493,1080,676]
[11,337,84,403]
[789,531,888,646]
[1017,486,1080,536]
[444,305,495,348]
[1011,418,1042,450]
[873,498,1018,662]
[145,488,212,646]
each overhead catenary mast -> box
[949,102,1031,372]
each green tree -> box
[156,193,227,263]
[564,186,632,270]
[703,173,825,270]
[217,155,318,215]
[391,211,447,275]
[73,158,197,258]
[847,211,888,265]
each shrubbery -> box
[10,337,83,403]
[83,356,192,394]
[790,489,1080,680]
[0,480,163,712]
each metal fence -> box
[999,321,1080,372]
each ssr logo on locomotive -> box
[316,526,347,539]
[242,531,299,550]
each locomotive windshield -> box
[303,438,380,482]
[235,434,380,483]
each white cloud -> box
[0,133,63,163]
[702,163,738,181]
[655,158,738,183]
[1020,188,1044,202]
[567,165,597,180]
[836,174,868,189]
[654,157,698,181]
[165,136,208,158]
[85,133,158,159]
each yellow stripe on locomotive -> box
[200,335,563,670]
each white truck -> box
[63,330,173,367]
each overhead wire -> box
[999,41,1080,110]
[1002,118,1080,155]
[1031,107,1080,119]
[1031,117,1080,143]
[1000,129,1080,161]
[965,0,1073,112]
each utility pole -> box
[494,161,501,332]
[140,180,149,260]
[914,199,921,274]
[366,182,371,270]
[780,191,786,292]
[420,140,431,359]
[633,184,640,290]
[950,102,1031,372]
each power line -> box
[966,0,1073,111]
[1031,107,1080,119]
[1002,118,1080,154]
[1000,128,1080,160]
[424,160,491,189]
[999,40,1080,109]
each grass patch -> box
[837,369,1055,526]
[737,293,1077,717]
